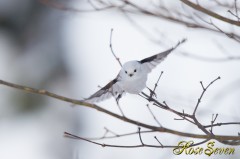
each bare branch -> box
[204,122,240,128]
[138,127,144,145]
[180,0,240,26]
[85,130,156,140]
[115,98,125,116]
[146,104,162,126]
[234,0,239,19]
[210,114,218,133]
[228,10,240,21]
[193,76,221,115]
[104,127,120,137]
[110,29,122,67]
[151,71,164,98]
[209,20,240,42]
[1,79,240,142]
[162,101,169,108]
[64,132,213,148]
[154,136,163,147]
[227,0,240,21]
[213,0,240,10]
[64,131,173,148]
[174,110,196,125]
[200,81,205,90]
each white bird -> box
[84,39,186,103]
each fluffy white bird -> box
[84,39,186,103]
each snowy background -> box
[0,0,239,159]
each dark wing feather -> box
[140,39,186,73]
[84,77,123,103]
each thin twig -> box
[200,81,205,90]
[64,132,172,148]
[193,76,221,115]
[234,0,239,17]
[146,104,162,126]
[64,131,211,148]
[228,10,240,21]
[154,136,163,147]
[138,127,144,145]
[150,71,164,98]
[191,77,221,135]
[210,114,218,133]
[110,29,122,67]
[104,127,120,137]
[194,13,240,43]
[85,130,156,140]
[204,122,240,128]
[162,101,169,108]
[181,0,240,26]
[228,0,240,21]
[174,110,196,125]
[213,0,240,10]
[115,98,125,117]
[108,89,125,116]
[209,20,240,42]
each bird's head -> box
[120,61,141,79]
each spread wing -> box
[84,76,124,103]
[140,39,186,73]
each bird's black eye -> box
[125,71,127,74]
[134,69,137,72]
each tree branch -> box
[180,0,240,26]
[110,28,122,67]
[193,76,221,115]
[1,79,240,142]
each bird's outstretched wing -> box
[140,39,186,73]
[84,76,124,103]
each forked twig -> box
[193,76,221,115]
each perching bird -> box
[84,39,186,103]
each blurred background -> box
[0,0,239,159]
